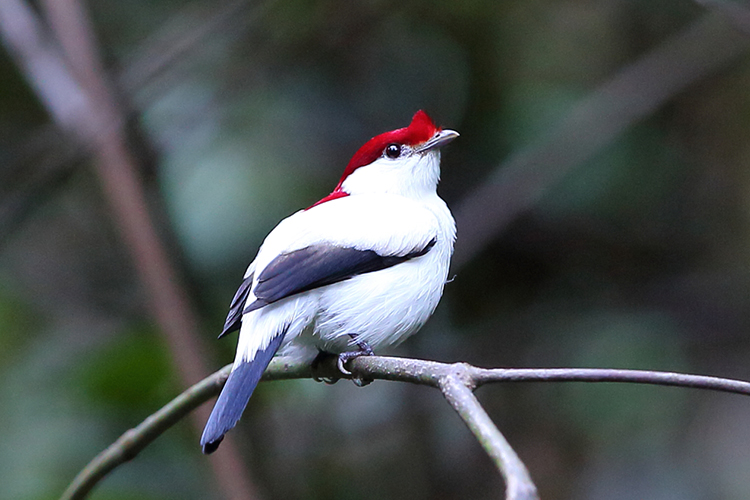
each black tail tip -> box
[202,436,224,455]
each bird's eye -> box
[385,144,401,159]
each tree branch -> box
[60,366,231,500]
[61,355,750,500]
[438,368,539,500]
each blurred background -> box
[2,0,750,499]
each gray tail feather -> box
[200,333,285,454]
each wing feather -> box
[218,271,254,339]
[243,238,436,313]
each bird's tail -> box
[200,332,286,454]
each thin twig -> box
[470,366,750,395]
[60,367,232,500]
[60,355,750,500]
[438,367,539,500]
[345,357,750,397]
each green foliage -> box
[69,326,176,417]
[0,284,38,370]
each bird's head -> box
[312,111,458,206]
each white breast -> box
[304,194,454,352]
[236,191,455,364]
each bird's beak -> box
[416,129,459,153]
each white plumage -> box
[201,110,457,453]
[237,190,455,364]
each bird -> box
[201,110,458,454]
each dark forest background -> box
[2,1,750,499]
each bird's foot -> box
[337,335,375,386]
[311,351,339,384]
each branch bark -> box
[60,355,750,500]
[438,368,538,500]
[60,366,231,500]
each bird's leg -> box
[337,334,375,386]
[311,350,339,384]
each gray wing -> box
[243,238,436,314]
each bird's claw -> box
[336,351,357,376]
[337,338,375,386]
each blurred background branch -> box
[453,12,749,269]
[0,0,258,498]
[694,0,750,34]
